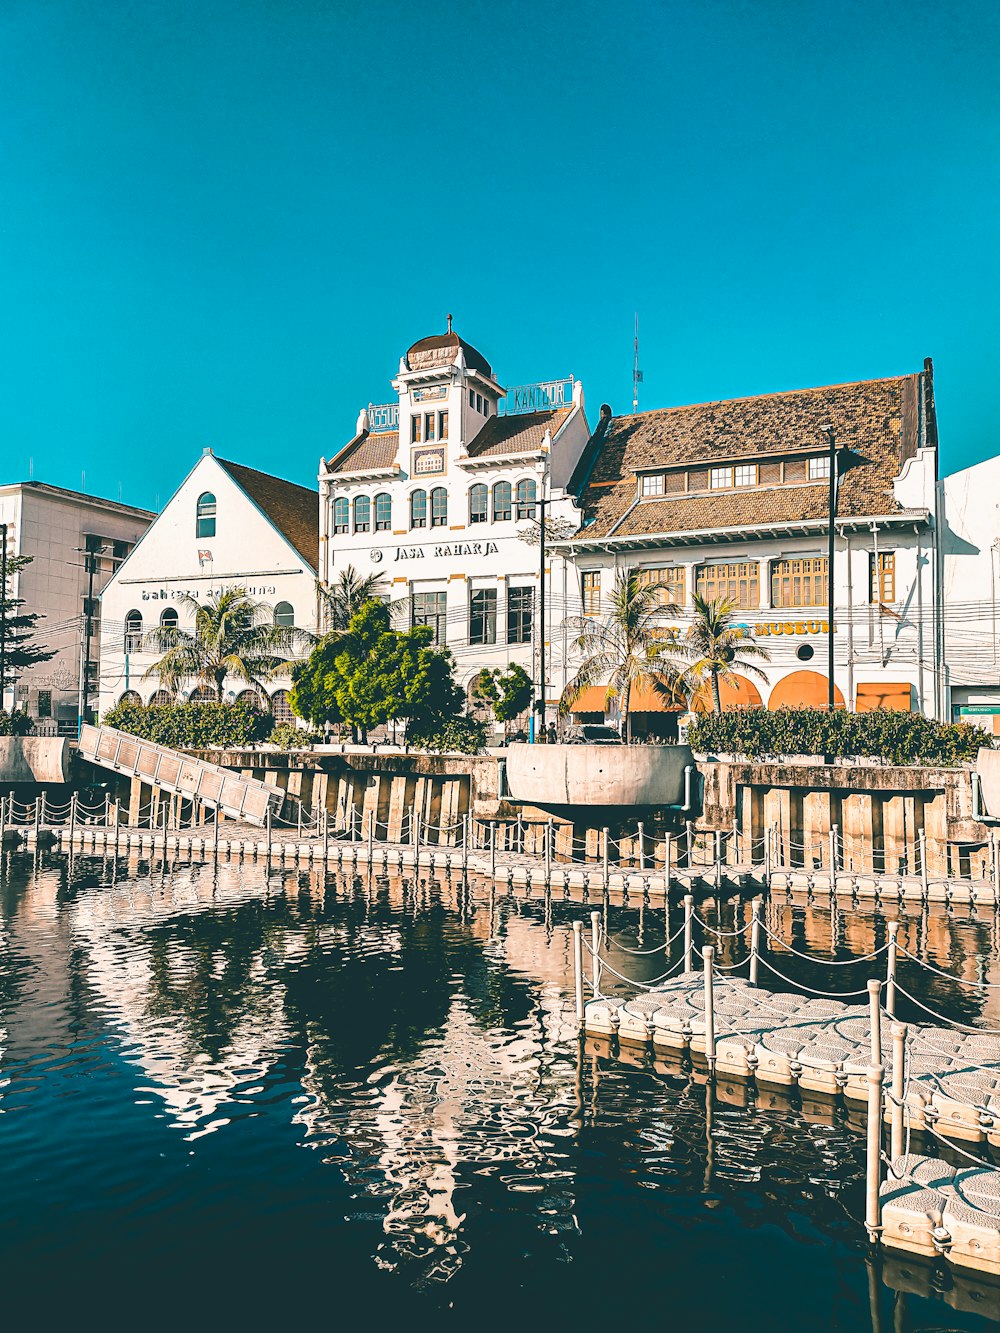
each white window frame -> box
[640,473,665,497]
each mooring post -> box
[992,830,1000,906]
[367,809,374,864]
[320,807,327,869]
[69,791,77,850]
[0,794,6,847]
[686,819,693,867]
[113,800,120,858]
[573,919,585,1022]
[829,824,839,890]
[703,944,716,1075]
[40,790,48,828]
[297,800,303,839]
[714,830,722,891]
[162,798,169,863]
[33,794,41,842]
[663,831,672,901]
[750,898,761,986]
[890,1022,907,1162]
[103,792,110,826]
[683,893,694,973]
[918,829,929,902]
[213,805,220,866]
[637,820,646,872]
[764,824,772,886]
[590,910,601,997]
[885,922,899,1018]
[545,817,552,882]
[463,813,470,873]
[602,827,610,890]
[868,979,883,1067]
[865,1061,885,1243]
[414,808,421,869]
[490,823,496,877]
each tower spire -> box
[447,312,453,333]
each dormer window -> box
[710,464,758,490]
[640,474,665,497]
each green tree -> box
[319,565,389,631]
[472,664,533,737]
[290,599,464,742]
[561,571,686,742]
[0,550,55,704]
[684,593,770,713]
[143,587,307,704]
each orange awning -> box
[567,681,685,714]
[568,685,610,714]
[768,670,845,710]
[691,673,764,713]
[855,682,912,712]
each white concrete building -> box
[0,482,153,731]
[553,362,945,731]
[319,323,591,725]
[98,450,318,719]
[941,455,1000,731]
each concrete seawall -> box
[504,742,694,808]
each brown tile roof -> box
[216,458,318,570]
[326,431,399,475]
[576,373,930,540]
[465,408,572,459]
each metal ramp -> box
[78,724,282,826]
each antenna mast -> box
[632,312,642,414]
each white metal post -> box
[683,893,693,973]
[890,1022,907,1162]
[750,898,761,986]
[714,829,722,891]
[868,979,883,1066]
[829,824,838,890]
[865,1062,885,1242]
[637,820,646,871]
[545,817,552,882]
[602,827,609,890]
[703,945,716,1073]
[663,831,672,900]
[919,829,929,901]
[590,911,601,996]
[69,792,77,850]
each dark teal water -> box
[0,852,997,1331]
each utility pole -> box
[0,523,7,712]
[824,425,838,712]
[536,492,547,742]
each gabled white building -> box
[98,450,318,719]
[319,323,591,723]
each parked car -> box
[563,724,623,744]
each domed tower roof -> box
[405,316,493,377]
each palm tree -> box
[318,565,389,632]
[561,571,687,742]
[142,587,308,703]
[685,593,770,713]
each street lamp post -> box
[0,523,7,713]
[537,493,547,741]
[825,426,837,712]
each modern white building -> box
[940,454,1000,731]
[0,482,153,731]
[319,322,591,726]
[98,450,318,719]
[553,361,945,731]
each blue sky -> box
[2,0,997,511]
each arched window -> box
[375,492,391,531]
[124,610,143,653]
[160,607,178,630]
[515,478,537,520]
[149,689,173,706]
[189,685,215,703]
[469,484,488,524]
[354,495,371,533]
[430,487,447,527]
[274,601,294,628]
[196,492,216,538]
[270,689,293,723]
[119,690,141,707]
[492,480,512,522]
[333,497,349,534]
[410,489,427,529]
[235,688,264,711]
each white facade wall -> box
[99,453,317,718]
[0,484,152,726]
[321,342,590,717]
[556,446,942,718]
[941,455,1000,728]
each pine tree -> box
[0,550,55,706]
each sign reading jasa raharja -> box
[319,324,591,711]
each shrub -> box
[266,721,320,749]
[686,707,989,767]
[406,715,488,755]
[0,709,33,736]
[102,701,270,749]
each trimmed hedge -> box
[102,701,270,749]
[687,707,989,767]
[406,716,488,755]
